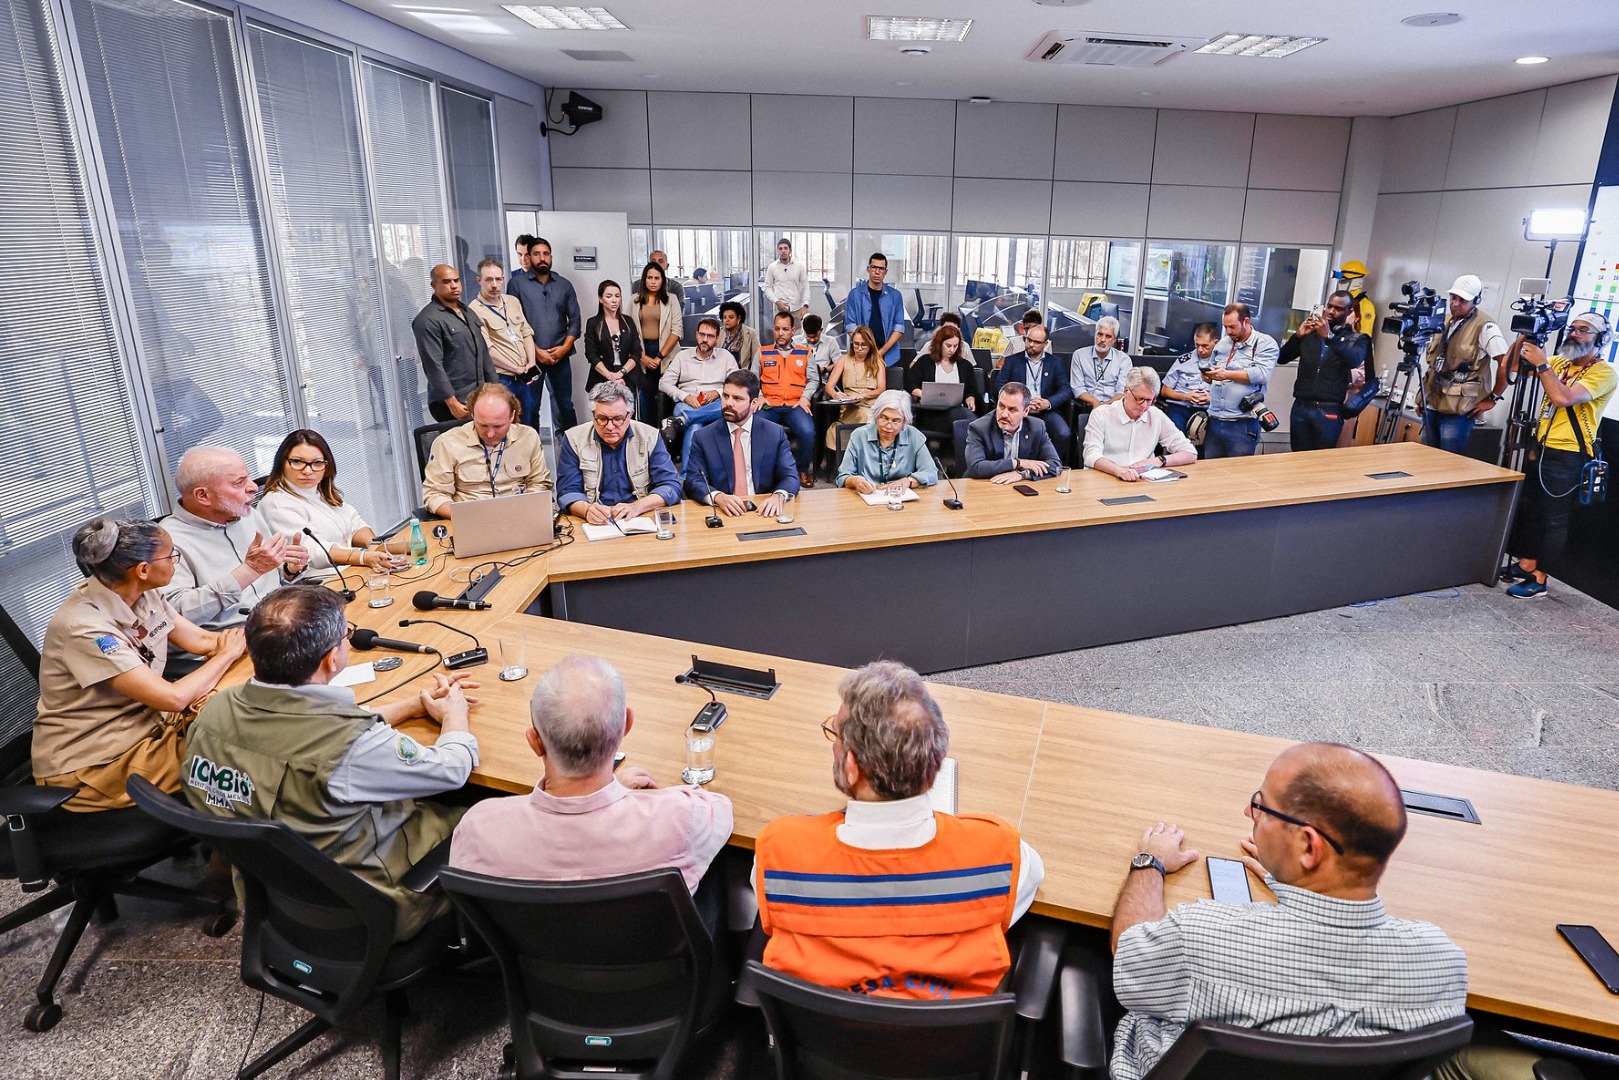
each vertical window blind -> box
[439,85,504,304]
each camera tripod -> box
[1373,347,1427,445]
[1499,338,1540,473]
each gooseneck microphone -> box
[413,590,492,612]
[674,673,727,731]
[398,617,488,669]
[350,628,436,654]
[940,466,964,511]
[302,527,356,601]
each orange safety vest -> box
[758,345,812,407]
[754,810,1021,1000]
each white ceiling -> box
[348,0,1619,118]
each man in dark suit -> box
[995,325,1073,459]
[964,382,1064,485]
[684,370,801,518]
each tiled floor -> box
[2,579,1616,1077]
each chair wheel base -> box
[25,1001,63,1033]
[204,912,237,938]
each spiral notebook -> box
[928,757,958,815]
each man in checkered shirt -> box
[1108,742,1470,1080]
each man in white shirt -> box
[658,317,740,462]
[1070,315,1133,409]
[762,238,809,320]
[1083,367,1198,482]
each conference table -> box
[260,443,1619,1046]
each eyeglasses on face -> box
[594,412,632,426]
[820,714,840,742]
[149,547,184,563]
[287,458,328,471]
[1249,790,1345,855]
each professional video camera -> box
[1508,294,1571,346]
[1379,280,1446,353]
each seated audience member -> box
[718,301,760,373]
[756,311,819,487]
[631,262,682,427]
[33,518,246,811]
[754,660,1044,999]
[260,430,404,577]
[422,382,553,518]
[823,325,888,447]
[937,311,979,365]
[906,323,980,439]
[1204,302,1280,459]
[836,389,939,494]
[1108,742,1467,1080]
[582,278,644,395]
[658,316,739,463]
[684,369,800,518]
[995,324,1073,459]
[1159,323,1219,435]
[556,381,682,524]
[161,446,310,635]
[1070,315,1132,409]
[964,382,1063,484]
[450,654,733,895]
[1000,308,1042,360]
[183,585,477,941]
[1082,367,1198,482]
[795,313,842,384]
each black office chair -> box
[0,603,230,1033]
[439,866,730,1080]
[412,419,463,478]
[914,288,941,334]
[126,775,456,1080]
[1125,1016,1475,1080]
[953,417,973,471]
[832,422,863,471]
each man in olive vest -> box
[555,380,683,524]
[1421,274,1510,455]
[183,585,478,941]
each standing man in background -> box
[1202,303,1279,459]
[508,237,581,431]
[844,252,907,373]
[763,238,809,321]
[649,249,684,306]
[1278,291,1371,452]
[468,259,541,433]
[511,233,535,278]
[412,263,495,422]
[1421,274,1509,455]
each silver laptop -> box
[451,490,555,558]
[919,381,965,408]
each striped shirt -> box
[1110,879,1468,1080]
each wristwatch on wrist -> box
[1488,392,1504,402]
[1130,852,1167,876]
[1532,363,1550,374]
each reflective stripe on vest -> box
[761,862,1014,907]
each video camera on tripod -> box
[1508,293,1571,347]
[1380,280,1446,354]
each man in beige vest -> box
[182,585,478,940]
[555,380,683,524]
[1421,274,1510,454]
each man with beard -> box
[752,661,1044,999]
[1497,313,1617,599]
[683,369,798,517]
[1071,315,1133,410]
[508,237,582,430]
[1277,290,1372,451]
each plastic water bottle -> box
[408,519,428,566]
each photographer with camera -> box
[1202,303,1279,458]
[1278,291,1371,452]
[1497,312,1616,599]
[1420,275,1510,454]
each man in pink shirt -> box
[449,654,734,897]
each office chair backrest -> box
[747,961,1018,1080]
[0,602,41,785]
[413,420,465,479]
[834,423,863,465]
[953,418,973,471]
[440,867,717,1080]
[1141,1017,1474,1080]
[126,775,397,1022]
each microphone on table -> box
[941,466,964,511]
[301,527,355,602]
[413,590,491,612]
[350,628,437,655]
[399,617,488,669]
[674,673,728,731]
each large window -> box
[654,227,750,343]
[440,86,503,308]
[754,230,850,332]
[1047,238,1141,357]
[1236,245,1332,344]
[952,236,1046,357]
[854,231,947,353]
[1140,242,1237,356]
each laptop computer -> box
[450,490,555,559]
[918,381,965,409]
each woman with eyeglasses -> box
[835,389,939,495]
[32,518,247,811]
[259,430,404,577]
[822,325,888,449]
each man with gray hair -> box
[753,660,1044,999]
[160,446,310,642]
[1071,315,1132,409]
[1082,367,1199,482]
[184,585,477,941]
[449,654,733,897]
[555,380,682,523]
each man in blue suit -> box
[995,325,1072,460]
[683,370,800,518]
[963,382,1064,484]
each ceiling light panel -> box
[502,5,628,30]
[1195,32,1326,58]
[866,16,973,42]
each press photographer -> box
[1420,274,1510,454]
[1278,290,1371,452]
[1498,312,1616,599]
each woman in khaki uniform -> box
[823,325,888,448]
[33,518,247,811]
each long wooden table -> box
[231,444,1619,1044]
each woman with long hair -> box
[822,325,887,447]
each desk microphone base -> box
[444,648,489,669]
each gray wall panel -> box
[651,168,752,224]
[753,169,853,227]
[854,97,957,176]
[547,88,650,169]
[1050,181,1149,237]
[1248,114,1350,191]
[1054,105,1157,183]
[648,91,751,170]
[951,177,1052,234]
[1147,184,1246,241]
[1152,109,1254,187]
[853,173,953,231]
[552,167,652,220]
[953,101,1057,180]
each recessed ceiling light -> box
[1515,55,1549,65]
[502,5,628,30]
[1196,32,1325,58]
[893,80,914,86]
[866,16,973,42]
[968,95,992,105]
[899,45,930,57]
[1400,12,1462,28]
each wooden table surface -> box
[231,444,1619,1040]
